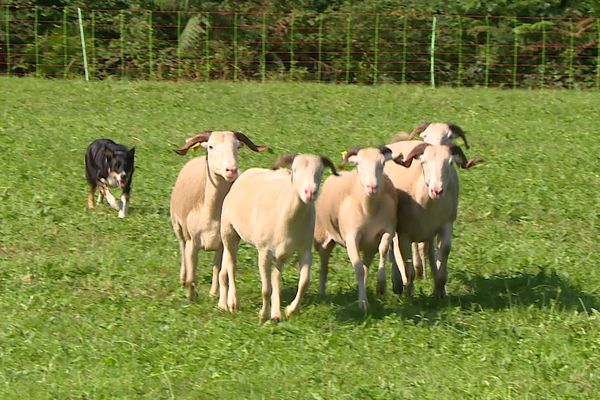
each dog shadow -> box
[282,266,599,324]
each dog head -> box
[106,147,135,188]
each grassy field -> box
[1,77,599,399]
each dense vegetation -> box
[1,0,599,87]
[1,77,599,398]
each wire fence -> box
[1,5,599,88]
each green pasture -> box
[0,77,599,399]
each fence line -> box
[0,6,599,88]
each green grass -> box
[1,77,599,399]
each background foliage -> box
[1,0,599,87]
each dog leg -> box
[88,185,96,209]
[118,193,129,218]
[104,188,120,211]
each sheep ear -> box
[320,156,339,176]
[174,131,212,155]
[450,145,483,169]
[347,155,359,165]
[234,131,269,153]
[272,154,297,170]
[397,142,429,168]
[388,131,410,144]
[379,146,393,161]
[408,122,431,140]
[448,123,469,149]
[338,147,361,169]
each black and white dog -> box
[85,139,135,218]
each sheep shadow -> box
[287,267,600,324]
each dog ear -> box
[129,147,136,157]
[105,149,114,162]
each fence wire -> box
[1,6,599,88]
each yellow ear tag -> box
[341,150,348,160]
[191,143,201,151]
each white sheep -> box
[218,154,338,324]
[170,130,267,301]
[382,140,483,297]
[314,146,402,310]
[390,122,473,278]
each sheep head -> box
[399,143,483,200]
[273,154,338,204]
[175,130,268,182]
[409,122,470,149]
[342,146,403,196]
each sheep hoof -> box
[227,295,238,313]
[392,280,403,295]
[404,283,415,297]
[415,267,425,279]
[433,285,447,299]
[376,281,387,296]
[187,287,198,302]
[358,300,369,311]
[284,305,296,318]
[217,299,229,311]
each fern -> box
[178,15,206,54]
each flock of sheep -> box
[169,123,484,324]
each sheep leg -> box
[209,248,223,298]
[425,238,436,288]
[345,233,368,310]
[256,250,273,325]
[433,223,452,298]
[389,234,403,295]
[413,242,427,279]
[285,250,311,318]
[270,260,284,322]
[183,239,199,301]
[219,227,240,312]
[396,235,415,296]
[315,240,335,297]
[178,239,186,287]
[376,232,392,296]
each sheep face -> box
[201,131,242,182]
[291,155,325,204]
[417,145,457,200]
[347,148,393,196]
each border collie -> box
[85,139,135,218]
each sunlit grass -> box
[1,77,599,398]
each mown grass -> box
[1,77,599,399]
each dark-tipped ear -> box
[129,147,136,156]
[408,122,431,140]
[272,154,297,170]
[450,145,483,169]
[174,131,212,156]
[397,142,429,168]
[448,123,469,149]
[379,145,393,161]
[321,156,339,176]
[234,131,269,153]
